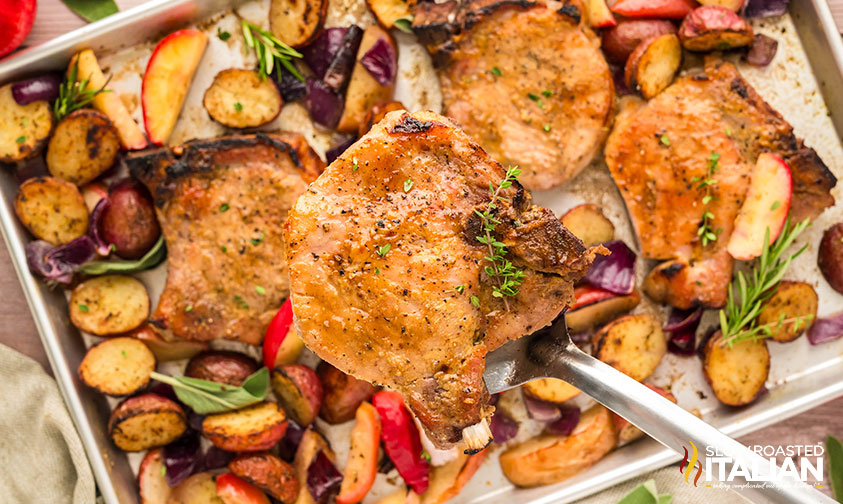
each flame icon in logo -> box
[679,441,703,486]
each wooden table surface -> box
[4,0,843,487]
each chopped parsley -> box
[217,28,231,41]
[541,89,552,97]
[78,304,89,312]
[220,203,230,212]
[421,451,432,462]
[527,93,544,109]
[15,136,26,144]
[771,201,781,211]
[543,124,551,132]
[221,246,227,253]
[121,350,127,358]
[234,295,250,309]
[375,267,380,275]
[255,285,266,295]
[491,66,502,76]
[660,134,670,146]
[725,126,732,137]
[185,305,193,312]
[470,295,480,307]
[404,179,413,192]
[376,244,391,257]
[234,102,243,111]
[455,285,466,294]
[250,232,265,246]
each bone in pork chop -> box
[127,134,324,344]
[605,58,835,309]
[414,0,614,191]
[285,110,594,448]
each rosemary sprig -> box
[53,59,111,121]
[692,152,722,247]
[475,166,526,311]
[719,218,811,346]
[241,20,304,81]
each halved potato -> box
[757,281,818,342]
[592,314,666,381]
[624,33,681,99]
[15,176,88,245]
[69,275,150,336]
[271,364,323,426]
[522,378,580,404]
[703,333,769,406]
[202,401,288,452]
[601,19,677,64]
[317,361,378,424]
[336,26,396,133]
[0,83,53,163]
[679,6,753,52]
[228,452,299,504]
[203,69,283,129]
[269,0,328,48]
[366,0,416,31]
[167,472,223,504]
[559,203,615,246]
[185,350,259,386]
[108,393,187,451]
[499,405,616,487]
[819,222,843,294]
[79,336,155,396]
[46,109,120,185]
[128,324,208,362]
[138,448,171,504]
[612,384,676,444]
[567,288,641,333]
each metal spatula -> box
[484,316,835,504]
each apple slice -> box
[697,0,744,11]
[142,29,208,146]
[337,402,382,504]
[585,0,617,28]
[566,285,641,333]
[138,448,171,504]
[0,0,36,57]
[263,299,304,369]
[217,473,271,504]
[727,153,792,261]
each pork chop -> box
[285,110,594,447]
[605,58,836,309]
[414,0,614,191]
[127,134,324,344]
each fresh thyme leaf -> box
[725,126,732,137]
[234,295,250,309]
[217,28,232,41]
[185,305,193,312]
[149,368,269,414]
[220,203,230,212]
[698,152,720,247]
[241,20,304,81]
[543,124,551,132]
[470,295,480,307]
[78,304,89,312]
[352,157,359,172]
[234,102,243,111]
[121,350,127,358]
[221,246,228,253]
[455,285,465,294]
[771,201,781,211]
[659,135,670,146]
[393,16,414,34]
[15,136,26,144]
[53,59,113,121]
[527,93,545,109]
[377,244,391,257]
[404,179,413,192]
[541,90,552,97]
[255,285,266,295]
[491,66,502,76]
[375,267,380,275]
[250,232,265,246]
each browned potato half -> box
[366,0,416,31]
[293,428,336,504]
[185,350,260,386]
[703,333,770,406]
[757,281,818,342]
[0,83,53,163]
[592,314,666,382]
[102,178,161,259]
[679,6,753,52]
[69,275,150,336]
[46,109,120,185]
[317,361,378,424]
[108,393,187,451]
[15,176,88,245]
[337,26,396,133]
[271,364,324,426]
[359,100,406,137]
[559,203,615,246]
[128,324,208,361]
[167,472,223,504]
[602,19,677,64]
[522,378,580,403]
[499,405,616,487]
[202,401,288,452]
[612,384,676,444]
[567,289,641,333]
[269,0,328,48]
[78,337,155,396]
[818,222,843,294]
[228,452,299,504]
[203,69,283,129]
[624,33,682,100]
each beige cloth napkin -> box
[0,343,95,504]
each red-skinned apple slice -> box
[142,29,208,146]
[216,473,271,504]
[262,299,304,369]
[0,0,36,58]
[138,448,171,504]
[585,0,617,28]
[336,402,381,504]
[372,390,430,494]
[698,0,744,11]
[727,153,792,261]
[611,0,696,18]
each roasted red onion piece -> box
[663,307,702,332]
[162,432,201,487]
[744,34,778,67]
[545,407,581,436]
[743,0,788,18]
[807,312,843,345]
[26,236,97,284]
[89,197,113,256]
[275,69,308,102]
[306,450,342,501]
[490,409,519,443]
[306,79,344,129]
[522,392,562,422]
[667,329,697,356]
[325,136,357,164]
[360,37,397,86]
[301,27,348,79]
[11,74,62,105]
[323,26,363,92]
[583,240,636,295]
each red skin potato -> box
[602,19,677,64]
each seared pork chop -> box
[414,0,614,190]
[127,134,324,344]
[605,58,835,309]
[286,111,594,447]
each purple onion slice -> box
[545,406,581,436]
[306,450,342,501]
[522,392,562,422]
[360,37,397,86]
[807,312,843,345]
[490,409,519,443]
[744,34,778,67]
[162,431,201,487]
[663,307,702,332]
[26,236,97,284]
[301,27,348,79]
[200,446,235,471]
[668,329,697,356]
[325,136,357,165]
[305,79,344,129]
[11,74,62,105]
[583,240,636,295]
[743,0,788,18]
[89,197,113,256]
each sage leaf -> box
[393,16,414,34]
[617,480,671,504]
[828,435,843,503]
[80,236,166,275]
[149,367,269,414]
[62,0,119,22]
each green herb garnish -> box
[185,305,193,312]
[455,285,465,294]
[404,179,413,192]
[541,89,552,97]
[80,236,167,275]
[694,152,721,247]
[393,16,414,34]
[659,135,670,146]
[234,295,250,309]
[491,66,502,76]
[234,102,243,111]
[352,157,359,172]
[250,232,265,246]
[376,244,391,257]
[217,28,231,41]
[527,93,544,109]
[220,203,230,212]
[543,124,551,132]
[255,285,266,295]
[53,59,112,121]
[78,304,89,312]
[241,20,303,81]
[15,136,26,144]
[470,295,480,307]
[149,368,270,414]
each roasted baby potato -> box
[78,337,155,396]
[0,83,53,163]
[317,361,378,424]
[185,350,260,386]
[128,324,208,361]
[46,109,120,185]
[567,287,641,333]
[499,405,616,487]
[678,6,753,52]
[336,26,396,133]
[592,314,666,382]
[366,0,416,31]
[293,428,336,504]
[624,33,682,99]
[167,472,223,504]
[269,0,328,48]
[612,384,676,444]
[818,222,843,294]
[559,203,615,246]
[203,69,283,129]
[108,393,187,451]
[703,333,770,406]
[228,452,299,504]
[757,281,818,342]
[359,100,406,137]
[271,364,324,426]
[601,19,677,64]
[138,448,172,504]
[522,378,580,404]
[202,401,288,452]
[15,176,88,245]
[69,275,150,336]
[102,178,161,259]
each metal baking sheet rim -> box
[1,1,842,503]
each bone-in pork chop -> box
[285,110,594,447]
[414,0,614,191]
[605,58,835,309]
[127,134,324,344]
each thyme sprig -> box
[53,59,112,121]
[719,218,811,346]
[241,20,304,81]
[475,166,526,311]
[692,152,722,247]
